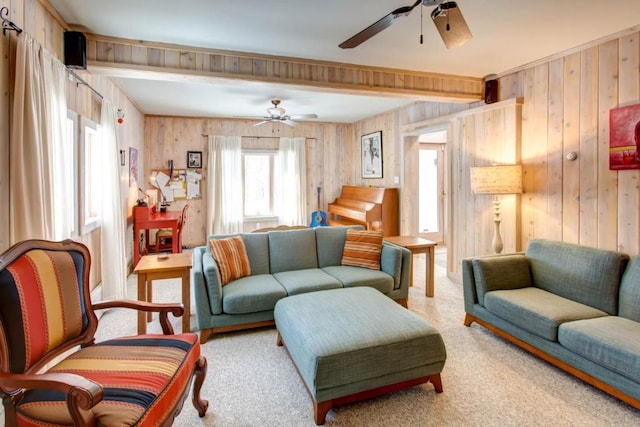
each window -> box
[243,151,276,218]
[61,111,79,237]
[80,117,102,234]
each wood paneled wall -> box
[498,30,640,256]
[144,117,353,245]
[0,0,145,281]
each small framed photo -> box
[187,151,202,169]
[361,131,383,178]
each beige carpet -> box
[95,252,640,426]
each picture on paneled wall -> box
[362,131,383,178]
[609,104,640,170]
[129,147,138,187]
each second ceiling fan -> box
[339,0,472,50]
[252,99,318,127]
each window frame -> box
[242,149,278,222]
[79,116,101,234]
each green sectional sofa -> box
[192,226,411,343]
[462,239,640,409]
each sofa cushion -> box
[239,232,270,275]
[471,254,532,306]
[341,229,383,270]
[17,334,201,426]
[209,236,251,285]
[273,268,343,296]
[558,316,640,384]
[222,274,287,314]
[323,265,394,294]
[316,226,352,267]
[525,239,629,314]
[484,287,608,341]
[269,228,318,273]
[619,256,640,322]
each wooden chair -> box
[155,204,189,253]
[0,239,208,426]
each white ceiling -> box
[49,0,640,123]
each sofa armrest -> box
[381,242,410,291]
[466,253,532,307]
[191,246,224,317]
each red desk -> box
[133,205,181,266]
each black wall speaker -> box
[484,79,499,104]
[64,31,87,70]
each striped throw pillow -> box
[209,236,251,285]
[341,229,383,270]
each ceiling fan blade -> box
[289,114,318,119]
[282,119,298,127]
[430,1,472,49]
[339,0,422,49]
[253,120,270,127]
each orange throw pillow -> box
[208,236,251,285]
[341,229,383,270]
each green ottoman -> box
[274,287,446,425]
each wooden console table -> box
[384,236,437,297]
[134,252,192,334]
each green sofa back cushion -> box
[526,239,629,315]
[269,228,318,273]
[315,225,363,267]
[619,256,640,322]
[208,233,270,275]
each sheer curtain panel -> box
[206,136,243,234]
[100,99,128,300]
[275,137,307,226]
[10,34,68,243]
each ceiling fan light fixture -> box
[430,1,472,49]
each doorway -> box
[418,130,446,244]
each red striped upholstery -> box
[209,236,251,285]
[0,240,208,427]
[341,229,383,270]
[16,334,201,426]
[0,248,88,373]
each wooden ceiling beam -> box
[84,33,483,103]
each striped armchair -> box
[0,239,208,426]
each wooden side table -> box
[384,236,437,297]
[134,252,192,334]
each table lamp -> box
[470,165,522,254]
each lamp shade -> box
[470,165,522,195]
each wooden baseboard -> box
[464,313,640,410]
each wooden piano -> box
[327,185,399,236]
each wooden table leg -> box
[425,246,435,297]
[137,272,147,334]
[182,269,190,333]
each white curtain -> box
[275,137,307,225]
[206,135,243,234]
[100,99,128,300]
[10,34,68,243]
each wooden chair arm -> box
[93,299,184,335]
[0,372,102,426]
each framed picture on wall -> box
[609,103,640,170]
[361,131,383,178]
[187,151,202,169]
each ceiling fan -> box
[339,0,472,50]
[252,99,318,127]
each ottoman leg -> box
[276,332,283,346]
[430,373,443,393]
[314,400,332,425]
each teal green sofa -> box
[192,226,411,343]
[463,239,640,409]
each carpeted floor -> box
[95,252,640,426]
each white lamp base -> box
[492,199,504,254]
